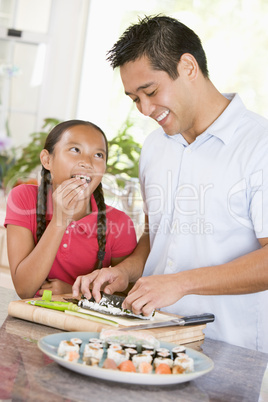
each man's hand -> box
[38,279,73,295]
[122,274,182,316]
[72,267,130,302]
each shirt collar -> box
[205,93,246,144]
[164,93,246,146]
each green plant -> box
[3,116,142,189]
[106,118,141,186]
[3,118,61,188]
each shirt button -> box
[71,224,75,228]
[63,244,68,248]
[167,259,173,267]
[66,230,69,234]
[185,148,192,154]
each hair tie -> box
[97,250,106,261]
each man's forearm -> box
[116,231,150,283]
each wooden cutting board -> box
[8,294,206,345]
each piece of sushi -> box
[108,343,122,352]
[142,350,155,359]
[132,353,153,369]
[83,356,100,366]
[172,365,185,374]
[155,347,170,357]
[141,344,155,353]
[121,343,138,351]
[89,337,104,345]
[102,358,118,370]
[83,343,104,362]
[118,360,136,372]
[138,361,153,374]
[70,337,83,348]
[156,350,171,359]
[63,350,80,363]
[173,355,194,373]
[107,349,130,366]
[155,363,172,375]
[153,357,173,369]
[172,345,186,358]
[58,340,79,357]
[124,348,138,360]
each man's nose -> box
[138,98,155,117]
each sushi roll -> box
[83,356,100,366]
[141,344,155,353]
[142,350,155,360]
[156,350,171,359]
[58,340,79,357]
[83,343,104,363]
[107,349,130,366]
[63,350,80,363]
[118,360,136,372]
[156,347,170,355]
[108,343,122,352]
[155,363,172,374]
[102,358,118,370]
[121,343,137,351]
[138,361,153,374]
[89,337,103,344]
[107,340,121,348]
[124,348,138,360]
[132,353,153,369]
[153,357,173,369]
[173,355,194,372]
[172,345,186,358]
[155,348,171,358]
[70,337,83,349]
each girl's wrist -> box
[49,216,70,231]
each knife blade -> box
[119,313,215,331]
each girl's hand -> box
[122,274,183,316]
[72,267,130,302]
[52,178,90,226]
[38,279,73,295]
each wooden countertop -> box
[0,287,268,401]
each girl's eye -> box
[70,147,80,153]
[95,152,104,158]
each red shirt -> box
[5,184,137,285]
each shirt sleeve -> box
[107,208,137,258]
[4,184,37,233]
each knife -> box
[119,313,215,331]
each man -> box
[73,15,268,352]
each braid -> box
[93,183,107,269]
[36,167,51,242]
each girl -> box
[4,120,137,298]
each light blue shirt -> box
[139,93,268,352]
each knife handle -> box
[182,313,215,325]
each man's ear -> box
[40,149,51,170]
[177,53,199,81]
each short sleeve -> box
[4,184,38,233]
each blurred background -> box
[1,0,268,286]
[1,0,268,147]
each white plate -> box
[38,331,214,385]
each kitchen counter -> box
[0,286,267,402]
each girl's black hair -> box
[36,119,108,270]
